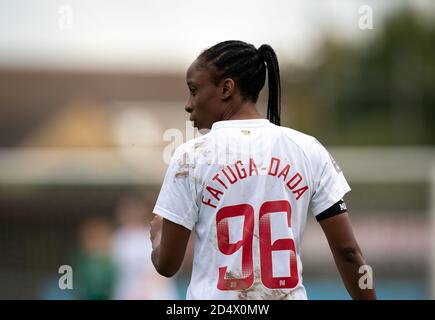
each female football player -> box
[150,40,376,300]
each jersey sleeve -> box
[153,145,199,230]
[308,138,351,217]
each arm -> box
[150,214,191,277]
[319,212,377,299]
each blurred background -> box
[0,0,434,299]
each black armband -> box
[316,199,348,222]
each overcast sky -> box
[0,0,431,72]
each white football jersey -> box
[153,119,351,300]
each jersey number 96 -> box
[216,200,299,290]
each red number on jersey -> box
[216,200,299,291]
[216,204,254,290]
[259,200,299,289]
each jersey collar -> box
[211,119,271,131]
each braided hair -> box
[198,40,281,125]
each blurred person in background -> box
[112,195,178,299]
[73,216,116,300]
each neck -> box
[220,100,263,121]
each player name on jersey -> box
[201,156,309,209]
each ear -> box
[220,78,235,100]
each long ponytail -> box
[258,44,281,126]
